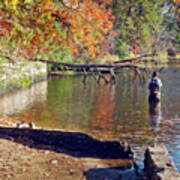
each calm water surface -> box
[0,64,180,174]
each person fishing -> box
[148,72,162,102]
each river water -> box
[0,64,180,175]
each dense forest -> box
[0,0,179,64]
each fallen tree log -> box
[1,55,148,71]
[29,57,147,70]
[29,58,148,84]
[1,55,149,84]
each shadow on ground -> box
[0,127,133,159]
[84,165,145,180]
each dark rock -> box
[144,144,180,180]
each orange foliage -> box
[0,20,12,36]
[59,0,114,59]
[0,0,114,60]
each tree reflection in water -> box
[93,83,116,132]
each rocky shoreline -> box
[0,121,180,180]
[144,144,180,180]
[0,123,135,180]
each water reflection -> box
[0,81,47,115]
[0,65,180,172]
[148,101,162,128]
[93,84,115,131]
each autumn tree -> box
[0,0,114,63]
[112,0,163,57]
[154,0,180,50]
